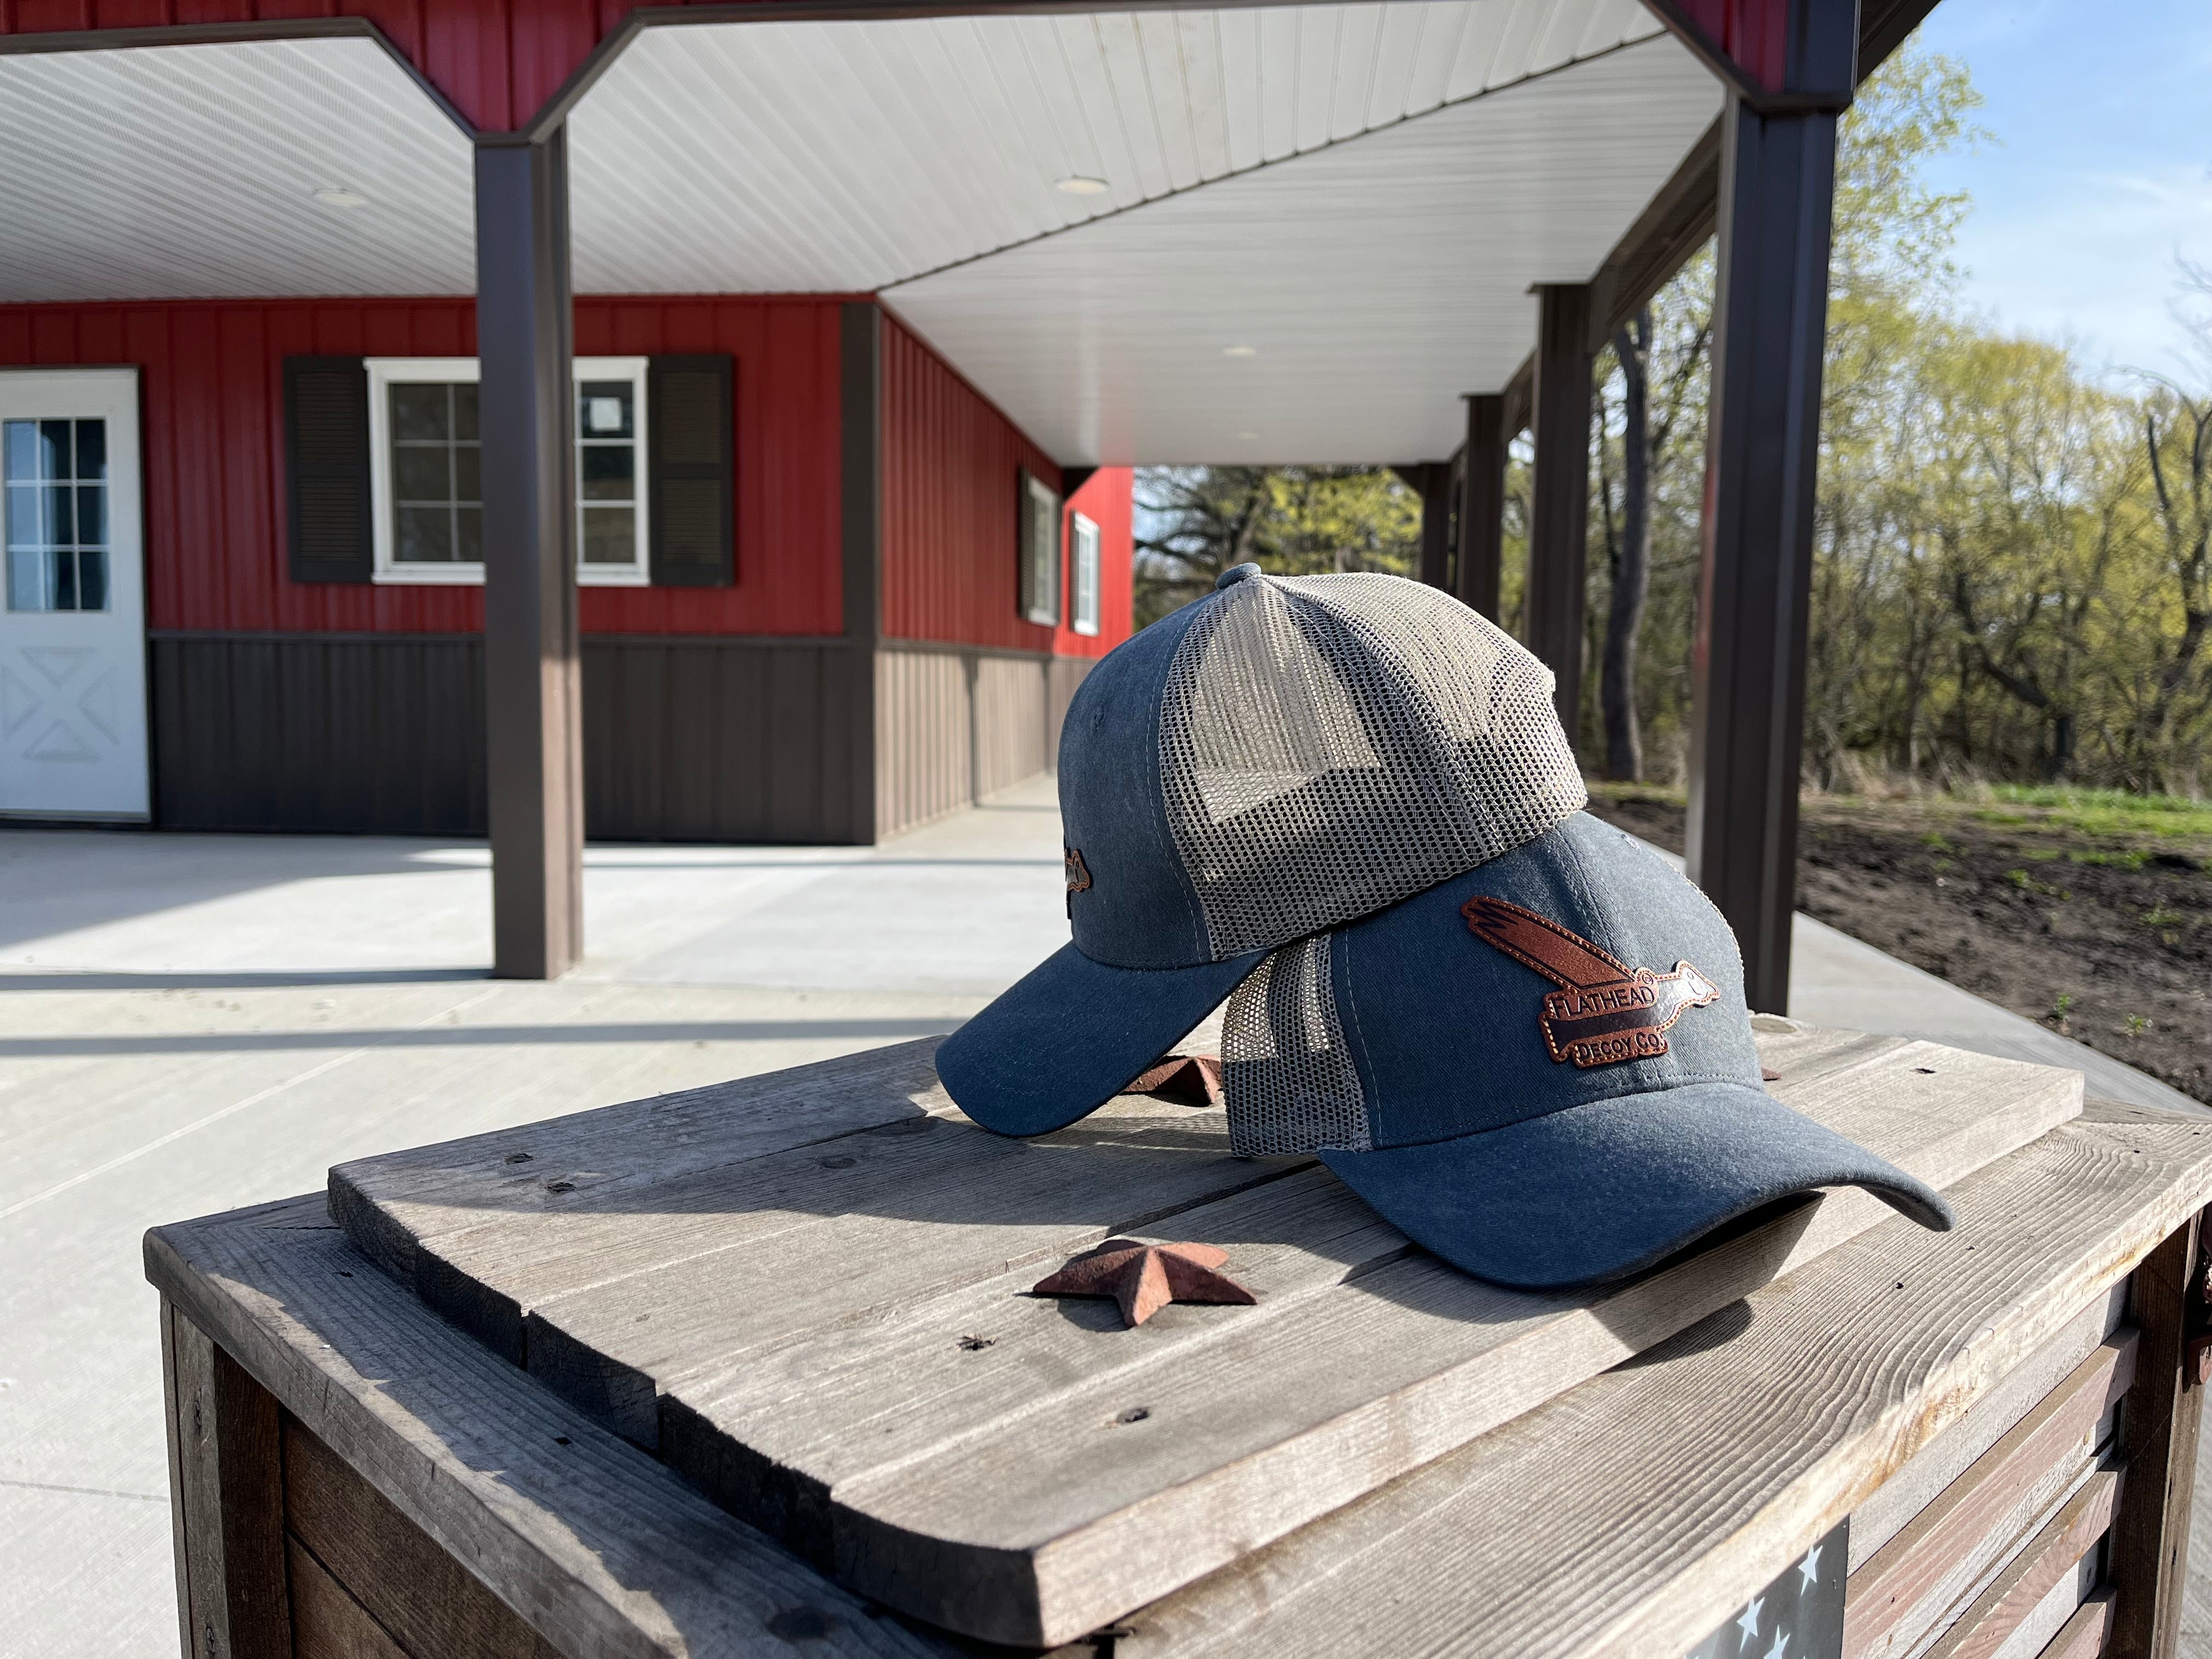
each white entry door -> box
[0,368,148,821]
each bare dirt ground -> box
[1584,785,2212,1104]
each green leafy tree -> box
[1132,466,1419,627]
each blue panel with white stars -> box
[1683,1520,1847,1659]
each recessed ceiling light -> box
[1222,345,1259,358]
[1054,176,1110,196]
[313,187,370,209]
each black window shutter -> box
[648,354,736,587]
[284,356,372,583]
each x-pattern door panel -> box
[0,368,147,821]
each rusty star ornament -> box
[1031,1238,1256,1328]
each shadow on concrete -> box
[0,1018,963,1057]
[0,969,491,991]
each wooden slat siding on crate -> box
[287,1538,410,1659]
[1845,1335,2134,1659]
[1110,1120,2210,1659]
[161,1300,196,1659]
[168,1305,294,1659]
[327,1037,956,1297]
[2107,1209,2207,1659]
[144,1198,962,1659]
[1852,1287,2129,1570]
[455,1038,2080,1645]
[2041,1592,2117,1659]
[1921,1466,2121,1659]
[284,1417,563,1659]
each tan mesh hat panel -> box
[1158,573,1585,958]
[1223,933,1371,1156]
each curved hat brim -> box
[1320,1080,1954,1291]
[937,941,1267,1137]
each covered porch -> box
[3,0,1926,998]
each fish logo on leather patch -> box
[1461,896,1720,1068]
[1064,848,1092,895]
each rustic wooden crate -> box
[146,1040,2212,1659]
[323,1026,2075,1646]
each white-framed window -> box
[1018,469,1061,626]
[1070,510,1100,636]
[366,357,650,586]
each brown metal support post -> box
[477,130,582,979]
[1524,284,1593,738]
[1417,463,1453,591]
[840,302,882,844]
[1455,396,1506,622]
[1683,22,1853,1015]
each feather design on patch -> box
[1461,895,1719,1068]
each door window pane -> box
[388,384,480,565]
[4,417,110,612]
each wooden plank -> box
[1922,1465,2120,1659]
[2107,1211,2207,1659]
[170,1309,294,1659]
[284,1415,560,1659]
[1850,1285,2127,1570]
[518,1094,1300,1447]
[328,1035,954,1299]
[144,1197,957,1659]
[288,1536,410,1659]
[634,1039,2082,1645]
[1846,1335,2133,1659]
[1108,1119,2212,1659]
[2040,1592,2117,1659]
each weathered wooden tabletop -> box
[320,1024,2077,1645]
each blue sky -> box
[1912,0,2212,384]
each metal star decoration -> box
[1031,1238,1256,1328]
[1126,1053,1223,1107]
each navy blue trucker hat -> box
[1222,811,1955,1288]
[936,566,1587,1137]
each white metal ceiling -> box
[884,32,1717,464]
[0,2,1719,462]
[0,38,475,303]
[565,0,1668,292]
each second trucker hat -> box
[935,565,1586,1136]
[1219,809,1955,1288]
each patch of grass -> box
[1920,831,1956,853]
[2023,847,2064,862]
[2005,869,2069,899]
[2067,848,2151,870]
[1985,785,2212,841]
[2051,992,2076,1027]
[2145,906,2187,928]
[2124,1013,2152,1038]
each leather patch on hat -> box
[1461,895,1720,1068]
[1064,848,1092,894]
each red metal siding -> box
[0,296,846,636]
[1065,469,1134,658]
[879,314,1131,660]
[0,1,754,133]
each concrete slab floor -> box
[2,776,2203,1655]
